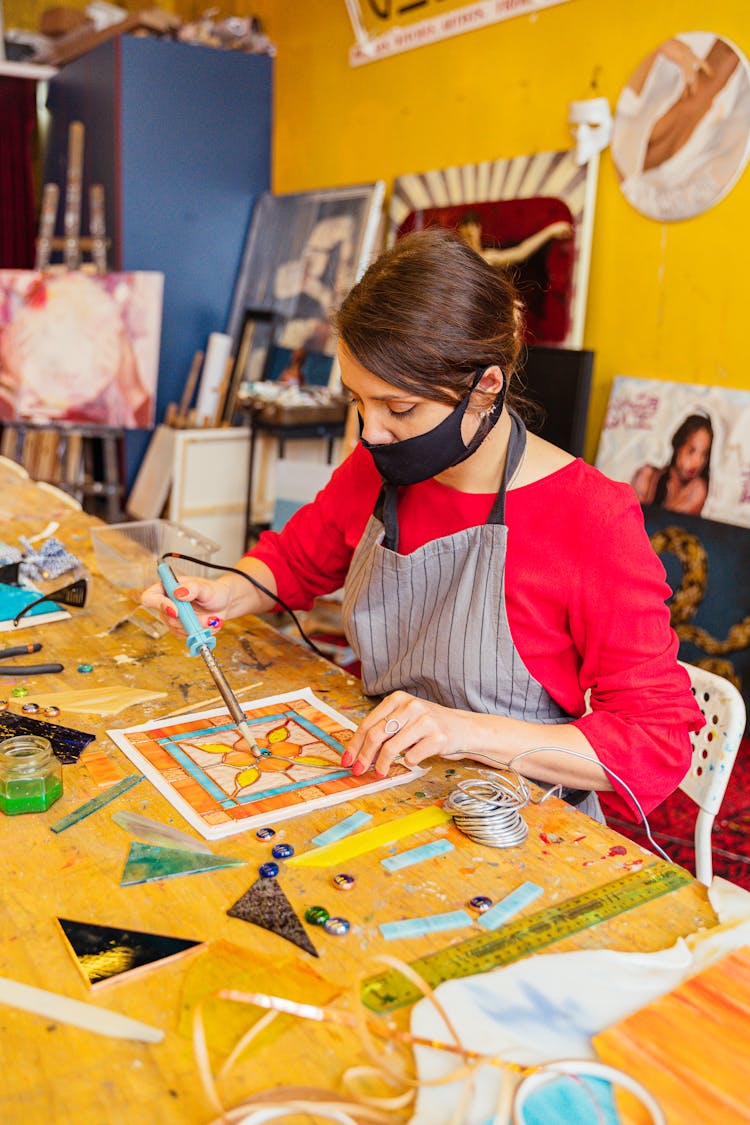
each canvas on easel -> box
[107,688,422,840]
[0,121,163,430]
[0,268,163,428]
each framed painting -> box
[0,269,163,428]
[225,182,386,388]
[224,309,279,422]
[611,31,750,223]
[108,688,422,840]
[595,374,750,529]
[388,148,599,347]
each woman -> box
[143,229,702,823]
[631,413,713,515]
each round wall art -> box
[611,31,750,221]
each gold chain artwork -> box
[650,526,750,686]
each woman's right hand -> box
[141,575,232,638]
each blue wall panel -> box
[46,37,272,490]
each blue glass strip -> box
[50,775,143,833]
[478,882,544,930]
[381,838,454,871]
[379,910,472,940]
[312,810,373,847]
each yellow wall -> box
[250,0,750,460]
[7,0,749,457]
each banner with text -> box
[346,0,574,66]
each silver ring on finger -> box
[384,717,401,736]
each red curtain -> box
[0,77,37,268]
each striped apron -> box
[342,410,603,819]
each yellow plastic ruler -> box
[361,861,692,1013]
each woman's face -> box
[338,344,454,445]
[674,427,711,482]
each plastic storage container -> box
[89,519,220,599]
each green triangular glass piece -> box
[121,842,245,886]
[57,917,203,987]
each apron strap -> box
[378,482,399,552]
[486,409,527,527]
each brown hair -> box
[653,413,713,507]
[335,226,525,410]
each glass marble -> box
[323,916,350,935]
[304,905,330,926]
[332,873,355,890]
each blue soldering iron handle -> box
[157,562,216,658]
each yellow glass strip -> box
[287,805,452,868]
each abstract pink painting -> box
[0,269,163,428]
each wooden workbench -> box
[0,464,717,1124]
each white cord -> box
[508,746,673,864]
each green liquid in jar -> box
[0,775,63,815]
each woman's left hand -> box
[343,690,474,777]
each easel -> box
[1,121,126,521]
[34,122,109,274]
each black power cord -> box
[160,551,328,660]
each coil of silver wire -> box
[445,770,531,847]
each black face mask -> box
[361,368,506,486]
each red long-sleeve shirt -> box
[251,443,703,821]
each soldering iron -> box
[156,561,263,758]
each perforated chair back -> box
[678,661,746,885]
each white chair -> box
[678,661,746,885]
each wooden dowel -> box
[178,350,204,421]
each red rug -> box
[608,736,750,890]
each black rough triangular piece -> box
[227,877,318,958]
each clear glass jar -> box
[0,735,63,815]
